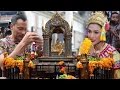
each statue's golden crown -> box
[87,11,108,27]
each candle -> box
[42,19,45,29]
[78,45,81,55]
[31,26,34,32]
[71,20,73,27]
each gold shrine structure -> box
[38,12,75,62]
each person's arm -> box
[0,40,7,70]
[109,26,120,40]
[8,41,26,58]
[9,32,43,58]
[113,51,120,79]
[0,54,4,70]
[0,41,26,70]
[114,69,120,79]
[0,32,43,69]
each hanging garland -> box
[57,61,76,79]
[3,52,35,74]
[76,56,114,76]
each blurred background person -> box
[106,11,120,53]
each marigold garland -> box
[57,61,76,79]
[57,61,66,74]
[3,52,35,74]
[76,57,114,76]
[76,61,83,68]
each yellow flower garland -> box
[3,52,35,74]
[79,38,92,55]
[76,57,114,76]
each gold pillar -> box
[77,54,89,79]
[23,60,30,79]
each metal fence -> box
[89,68,114,79]
[0,64,114,79]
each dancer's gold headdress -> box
[87,11,108,41]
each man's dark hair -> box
[5,30,11,37]
[1,27,5,33]
[119,13,120,23]
[111,12,119,16]
[11,11,27,25]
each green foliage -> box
[58,74,68,79]
[87,56,100,61]
[15,55,25,60]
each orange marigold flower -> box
[76,61,83,68]
[57,60,64,65]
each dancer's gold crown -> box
[87,11,108,27]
